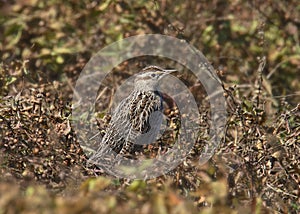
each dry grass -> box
[0,0,299,213]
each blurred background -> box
[0,0,299,213]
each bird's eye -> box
[150,73,156,78]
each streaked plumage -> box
[92,65,175,160]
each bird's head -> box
[134,65,176,91]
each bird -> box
[90,65,176,163]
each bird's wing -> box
[97,91,162,155]
[97,97,131,153]
[129,91,162,134]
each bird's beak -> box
[164,69,177,74]
[160,69,176,78]
[157,69,176,80]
